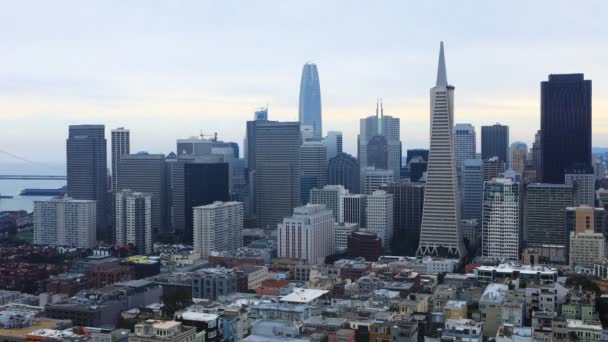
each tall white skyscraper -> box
[481,178,520,260]
[111,127,130,191]
[193,201,243,258]
[418,42,466,258]
[363,167,394,195]
[366,190,394,252]
[115,189,153,255]
[34,198,96,248]
[277,204,334,264]
[454,124,476,167]
[310,185,349,222]
[358,101,401,180]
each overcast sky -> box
[1,1,607,165]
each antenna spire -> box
[436,41,448,87]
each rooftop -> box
[280,288,328,304]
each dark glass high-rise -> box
[540,74,592,183]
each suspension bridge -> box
[0,150,67,180]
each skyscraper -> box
[363,167,394,195]
[367,135,389,170]
[381,181,425,256]
[565,206,606,261]
[483,157,506,182]
[310,185,348,222]
[524,183,575,248]
[358,101,401,180]
[193,201,243,258]
[115,190,152,255]
[565,167,595,207]
[111,128,130,191]
[530,130,542,181]
[418,42,465,258]
[300,141,327,204]
[254,121,302,229]
[66,125,108,234]
[117,153,168,236]
[510,142,528,175]
[541,74,592,184]
[323,131,343,160]
[481,124,509,163]
[366,190,394,252]
[462,159,483,222]
[341,194,367,226]
[482,178,521,260]
[34,198,97,248]
[170,156,230,243]
[299,63,322,140]
[277,204,334,264]
[327,153,360,193]
[454,124,476,167]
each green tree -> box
[161,290,193,319]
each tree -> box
[161,290,192,319]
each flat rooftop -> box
[280,288,328,304]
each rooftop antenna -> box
[380,98,384,118]
[375,98,379,118]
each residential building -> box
[277,204,334,264]
[480,283,509,338]
[34,198,96,248]
[570,231,605,269]
[565,206,606,260]
[191,268,238,300]
[193,201,243,258]
[482,178,521,260]
[130,320,196,342]
[115,190,153,255]
[418,42,465,258]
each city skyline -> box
[1,1,607,164]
